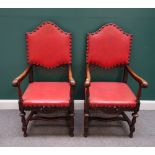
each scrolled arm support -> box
[85,64,91,87]
[68,64,76,113]
[84,64,91,114]
[126,65,148,88]
[12,65,32,87]
[68,65,76,86]
[85,78,91,87]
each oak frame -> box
[84,63,148,138]
[12,64,76,137]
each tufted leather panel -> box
[87,23,132,68]
[89,82,136,108]
[26,21,71,68]
[22,82,70,107]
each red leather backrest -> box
[87,23,132,68]
[26,21,71,68]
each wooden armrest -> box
[126,65,148,88]
[85,64,91,87]
[68,65,76,86]
[12,66,32,87]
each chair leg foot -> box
[23,131,28,137]
[69,113,74,137]
[128,132,133,138]
[69,128,74,137]
[84,113,89,137]
[129,112,138,138]
[84,128,88,137]
[129,127,135,138]
[20,111,28,137]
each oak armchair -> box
[84,23,148,137]
[12,21,76,137]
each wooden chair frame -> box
[84,64,148,137]
[12,64,76,137]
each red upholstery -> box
[87,23,132,68]
[22,82,70,107]
[26,21,71,68]
[89,82,136,108]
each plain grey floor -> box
[0,104,155,147]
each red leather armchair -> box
[84,23,148,137]
[12,21,76,137]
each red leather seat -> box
[22,82,70,107]
[89,82,136,108]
